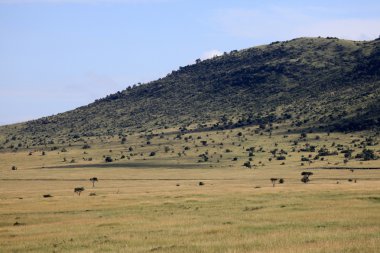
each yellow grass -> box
[0,128,379,252]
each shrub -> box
[361,149,377,161]
[243,161,251,168]
[318,148,338,156]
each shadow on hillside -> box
[43,162,206,169]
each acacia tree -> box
[270,178,278,187]
[301,172,313,183]
[74,187,85,196]
[90,177,98,187]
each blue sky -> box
[1,0,380,125]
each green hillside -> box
[1,37,379,148]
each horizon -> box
[1,0,380,126]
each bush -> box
[243,161,251,168]
[318,148,338,156]
[279,178,284,184]
[105,156,113,162]
[361,149,377,161]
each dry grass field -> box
[0,127,379,252]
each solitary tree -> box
[90,177,98,187]
[270,178,278,187]
[74,187,85,196]
[301,172,313,183]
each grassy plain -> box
[0,126,379,252]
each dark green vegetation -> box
[0,37,379,148]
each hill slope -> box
[1,37,380,144]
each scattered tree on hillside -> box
[360,149,377,161]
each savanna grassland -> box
[1,124,379,253]
[0,37,379,252]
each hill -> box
[0,37,379,149]
[1,37,380,253]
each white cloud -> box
[201,49,223,60]
[213,7,380,41]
